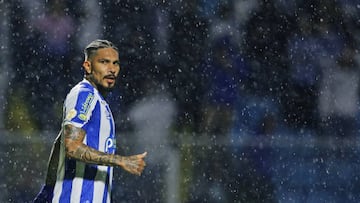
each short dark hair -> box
[84,39,118,60]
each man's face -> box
[83,47,120,92]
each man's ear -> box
[83,61,91,74]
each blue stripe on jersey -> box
[102,167,111,203]
[80,101,101,202]
[70,87,94,125]
[59,159,76,203]
[83,101,101,149]
[80,165,97,202]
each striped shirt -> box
[51,79,116,203]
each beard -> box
[87,74,116,94]
[98,83,114,93]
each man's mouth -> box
[104,75,116,83]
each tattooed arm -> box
[64,124,147,175]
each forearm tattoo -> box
[63,125,145,175]
[64,125,119,166]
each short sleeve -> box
[63,88,96,128]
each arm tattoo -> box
[64,125,118,166]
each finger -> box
[139,152,147,158]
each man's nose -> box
[109,64,117,73]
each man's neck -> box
[84,77,109,98]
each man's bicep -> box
[64,125,86,158]
[64,124,85,142]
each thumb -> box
[140,152,147,158]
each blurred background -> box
[1,0,360,202]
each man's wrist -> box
[113,154,123,167]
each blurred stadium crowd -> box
[1,0,360,202]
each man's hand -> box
[116,152,147,176]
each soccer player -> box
[34,39,147,203]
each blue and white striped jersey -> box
[52,79,116,203]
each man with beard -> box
[34,39,147,203]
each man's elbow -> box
[64,139,81,159]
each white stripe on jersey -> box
[93,165,109,202]
[70,162,86,202]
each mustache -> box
[103,74,117,79]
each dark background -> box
[1,0,360,202]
